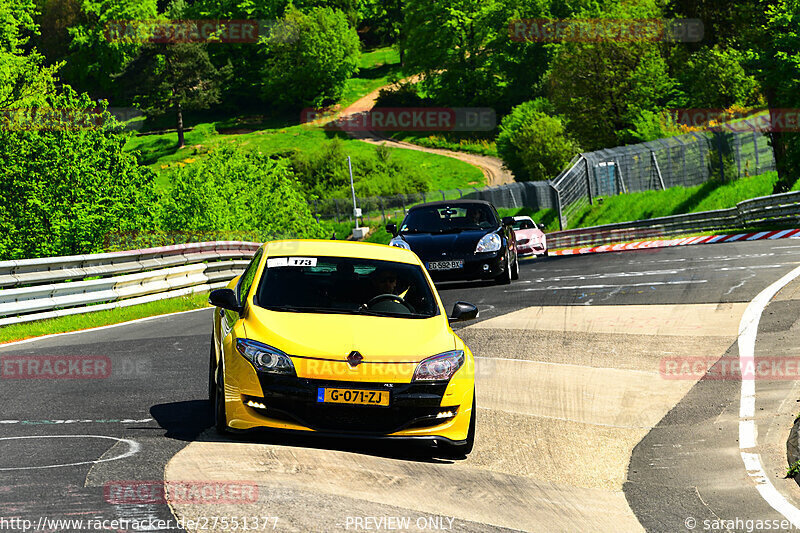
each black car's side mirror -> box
[449,302,479,323]
[209,288,243,314]
[501,216,514,226]
[386,223,398,237]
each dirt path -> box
[340,79,515,187]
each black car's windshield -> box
[255,256,439,318]
[400,205,499,233]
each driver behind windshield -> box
[370,268,398,296]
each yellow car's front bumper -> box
[221,350,475,443]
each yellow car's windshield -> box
[255,256,439,319]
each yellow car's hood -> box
[245,307,455,363]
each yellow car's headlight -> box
[236,339,295,375]
[412,350,465,381]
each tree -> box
[496,100,580,181]
[0,89,159,259]
[117,42,230,147]
[261,6,360,108]
[160,147,326,240]
[59,0,158,100]
[400,0,507,106]
[749,0,800,192]
[0,0,60,109]
[678,46,760,108]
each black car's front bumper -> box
[421,251,506,281]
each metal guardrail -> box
[0,242,260,327]
[546,191,800,249]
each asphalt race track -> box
[3,239,800,532]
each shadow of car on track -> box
[151,400,468,464]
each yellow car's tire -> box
[208,335,216,405]
[214,362,229,434]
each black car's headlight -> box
[412,350,465,381]
[389,237,411,250]
[475,233,501,253]
[236,339,296,375]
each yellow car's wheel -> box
[214,359,229,434]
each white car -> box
[511,216,547,256]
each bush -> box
[289,138,430,199]
[496,100,580,181]
[160,146,325,240]
[0,90,159,259]
[261,7,360,108]
[679,46,761,109]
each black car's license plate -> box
[427,260,464,270]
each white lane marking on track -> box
[738,264,800,526]
[506,280,707,292]
[0,308,210,349]
[0,418,153,425]
[0,435,140,471]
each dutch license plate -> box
[317,388,390,406]
[427,260,464,271]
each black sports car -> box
[386,200,519,284]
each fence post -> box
[552,183,566,230]
[615,158,628,194]
[400,195,407,215]
[734,132,742,177]
[441,190,446,201]
[333,198,340,224]
[380,198,386,223]
[651,151,666,190]
[715,131,725,182]
[753,131,760,175]
[456,188,463,198]
[584,156,593,205]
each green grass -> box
[391,132,499,157]
[0,293,210,345]
[340,46,402,109]
[125,121,484,192]
[566,171,781,229]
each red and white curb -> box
[551,228,800,256]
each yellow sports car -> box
[208,240,479,456]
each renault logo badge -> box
[347,351,363,367]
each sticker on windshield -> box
[267,257,288,268]
[267,257,317,268]
[288,257,317,267]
